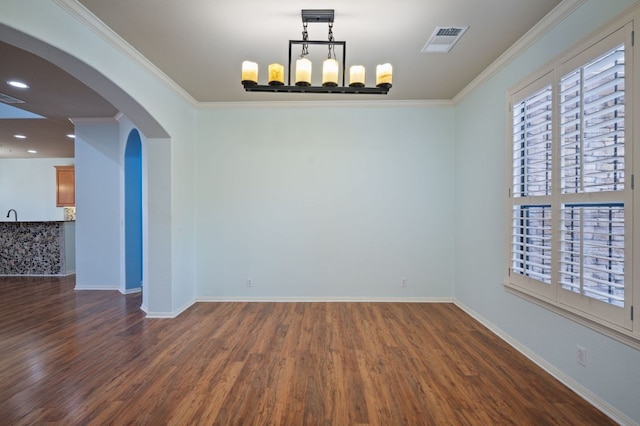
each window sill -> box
[504,283,640,351]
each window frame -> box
[504,17,638,346]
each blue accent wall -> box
[125,129,143,290]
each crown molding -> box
[53,0,199,107]
[198,99,455,110]
[453,0,586,104]
[69,116,117,125]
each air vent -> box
[437,28,463,37]
[421,26,469,53]
[0,92,26,104]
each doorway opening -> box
[124,129,143,292]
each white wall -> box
[0,158,73,222]
[74,118,122,289]
[196,106,455,300]
[454,0,640,423]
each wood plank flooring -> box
[0,275,614,425]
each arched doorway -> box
[125,129,143,292]
[0,19,174,314]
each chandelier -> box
[241,9,392,94]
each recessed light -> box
[26,149,37,154]
[7,80,29,89]
[66,134,75,139]
[13,134,27,139]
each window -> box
[506,22,635,338]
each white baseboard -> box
[1,273,74,277]
[144,298,195,318]
[195,296,453,303]
[144,311,178,318]
[74,286,119,291]
[453,299,635,426]
[120,287,141,295]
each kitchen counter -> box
[0,221,75,275]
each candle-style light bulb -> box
[268,63,285,86]
[295,58,312,86]
[376,63,393,88]
[241,61,258,85]
[322,58,339,87]
[349,65,365,87]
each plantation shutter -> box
[557,31,630,327]
[509,76,554,294]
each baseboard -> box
[144,311,178,319]
[453,299,635,426]
[196,296,453,303]
[74,286,119,291]
[144,298,195,319]
[1,273,73,277]
[120,287,141,295]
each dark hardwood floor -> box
[0,275,614,425]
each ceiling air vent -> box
[0,92,26,104]
[421,26,469,53]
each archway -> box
[125,129,143,292]
[0,20,174,314]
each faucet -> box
[6,209,17,222]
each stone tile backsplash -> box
[64,207,76,221]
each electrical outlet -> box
[246,278,253,288]
[577,345,587,366]
[401,278,407,287]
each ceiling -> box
[0,41,117,158]
[0,0,563,158]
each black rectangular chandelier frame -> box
[288,40,346,87]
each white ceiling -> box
[77,0,562,101]
[0,0,563,157]
[0,40,117,158]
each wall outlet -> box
[246,278,253,287]
[577,345,587,366]
[401,278,408,287]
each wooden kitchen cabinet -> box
[55,165,75,207]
